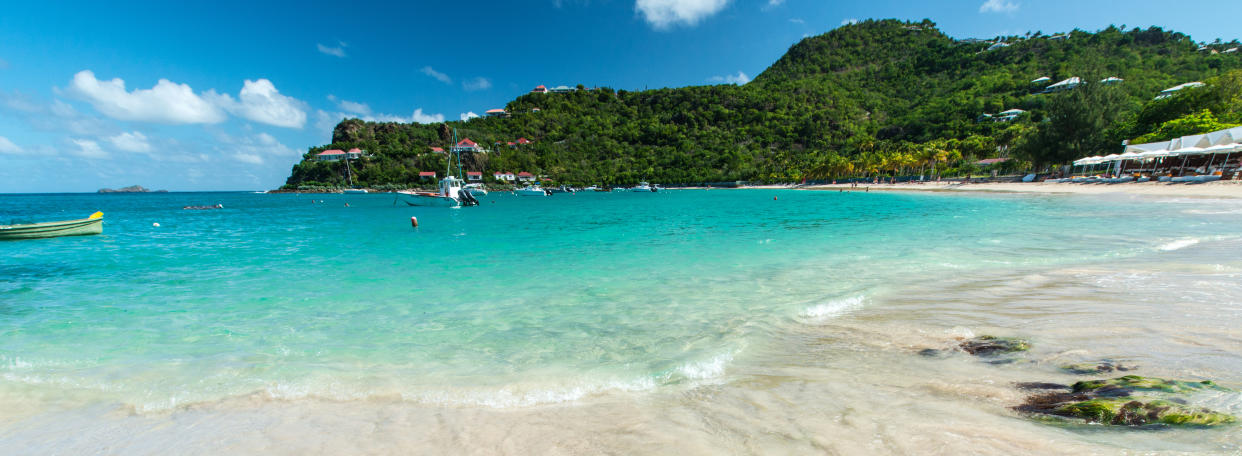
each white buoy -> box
[410,216,418,228]
[153,222,160,227]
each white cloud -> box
[460,111,479,121]
[0,136,20,154]
[979,0,1018,13]
[768,0,783,5]
[107,131,152,153]
[207,79,307,129]
[421,66,452,84]
[636,0,729,29]
[217,132,297,165]
[317,42,347,58]
[841,18,859,26]
[64,70,227,124]
[462,77,492,91]
[709,71,750,85]
[70,139,108,159]
[789,18,804,24]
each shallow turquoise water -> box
[3,189,1242,413]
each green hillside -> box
[283,19,1242,189]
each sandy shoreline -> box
[800,180,1242,198]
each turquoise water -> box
[3,189,1242,452]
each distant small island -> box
[98,185,168,193]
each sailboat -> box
[395,130,479,207]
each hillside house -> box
[316,149,345,161]
[1155,82,1205,100]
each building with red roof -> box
[485,109,509,118]
[419,171,437,180]
[531,85,548,93]
[517,171,535,182]
[451,138,484,154]
[516,137,532,145]
[316,149,346,161]
[345,148,365,159]
[466,171,483,182]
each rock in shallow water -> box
[1060,361,1137,375]
[959,335,1030,356]
[1015,376,1236,427]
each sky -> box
[2,0,1240,192]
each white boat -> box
[631,182,652,192]
[515,185,548,196]
[396,176,475,207]
[465,183,488,196]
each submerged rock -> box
[1015,375,1236,427]
[1072,375,1228,395]
[1060,361,1137,375]
[959,335,1030,356]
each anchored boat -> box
[0,211,103,240]
[396,176,478,207]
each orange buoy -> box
[410,216,419,228]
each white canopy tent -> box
[1072,126,1242,179]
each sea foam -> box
[1159,238,1200,251]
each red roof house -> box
[316,149,346,161]
[419,171,437,179]
[430,147,445,153]
[531,85,548,93]
[466,171,483,181]
[516,137,532,145]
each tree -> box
[1016,77,1130,167]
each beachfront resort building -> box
[316,149,346,161]
[1156,82,1206,100]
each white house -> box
[494,172,515,182]
[316,149,346,161]
[1155,82,1205,100]
[466,171,482,182]
[1225,48,1239,54]
[345,148,365,160]
[451,138,486,154]
[1099,77,1124,85]
[1031,76,1052,85]
[987,42,1010,51]
[1043,77,1082,93]
[549,85,575,93]
[419,171,437,180]
[517,172,535,182]
[485,109,509,118]
[996,109,1026,122]
[531,85,548,93]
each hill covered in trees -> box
[284,19,1242,189]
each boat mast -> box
[454,128,464,180]
[344,156,355,187]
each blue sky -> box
[2,0,1240,192]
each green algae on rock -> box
[1016,376,1237,427]
[1072,375,1230,395]
[959,336,1030,356]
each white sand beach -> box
[804,180,1242,198]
